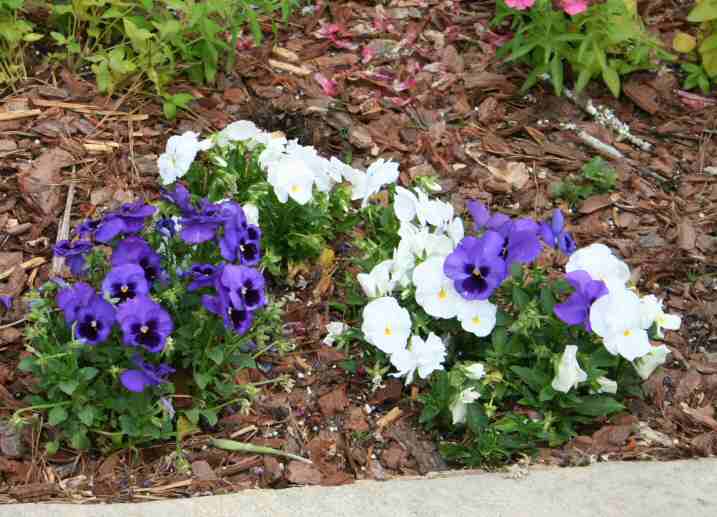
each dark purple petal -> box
[75,297,115,345]
[54,240,93,276]
[95,216,127,243]
[120,370,152,392]
[0,295,12,311]
[74,219,101,239]
[112,236,164,284]
[56,282,96,323]
[187,264,219,291]
[161,184,193,213]
[443,238,478,280]
[155,218,177,238]
[202,294,222,315]
[554,293,590,327]
[554,271,608,331]
[102,264,150,303]
[505,230,542,266]
[116,296,173,353]
[557,230,577,255]
[480,230,506,258]
[220,264,266,310]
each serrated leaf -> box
[48,406,68,426]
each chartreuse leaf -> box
[688,0,717,22]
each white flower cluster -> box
[156,121,399,207]
[359,187,499,384]
[551,243,681,393]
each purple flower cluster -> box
[444,201,577,301]
[52,188,266,395]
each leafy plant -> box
[550,156,617,205]
[0,0,43,86]
[674,0,717,92]
[495,0,672,97]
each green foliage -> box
[418,267,641,466]
[678,0,717,91]
[550,156,617,205]
[0,0,43,85]
[3,0,299,95]
[495,0,672,97]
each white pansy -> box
[566,243,631,293]
[446,217,465,246]
[216,120,261,147]
[390,241,416,288]
[323,321,348,346]
[157,131,203,185]
[589,288,652,361]
[464,362,486,380]
[456,299,497,337]
[413,257,462,319]
[267,158,315,205]
[634,345,670,380]
[398,221,428,256]
[592,376,618,394]
[639,294,682,339]
[390,333,446,384]
[361,297,412,355]
[285,141,336,193]
[242,203,259,226]
[258,135,288,170]
[551,345,587,393]
[423,233,454,258]
[344,158,399,208]
[450,388,481,425]
[357,260,395,298]
[394,186,418,222]
[328,156,354,183]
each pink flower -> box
[505,0,536,10]
[561,0,588,15]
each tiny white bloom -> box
[242,203,259,226]
[450,388,481,425]
[267,158,315,205]
[357,260,395,298]
[592,376,618,394]
[566,243,631,294]
[590,288,651,361]
[157,131,203,185]
[413,257,461,319]
[464,362,486,380]
[634,345,670,380]
[361,297,412,355]
[639,295,682,339]
[390,333,446,384]
[323,321,348,346]
[551,345,587,393]
[456,299,497,337]
[344,158,400,208]
[216,120,261,147]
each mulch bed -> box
[1,0,716,503]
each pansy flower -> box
[95,201,156,243]
[74,296,116,345]
[202,289,254,336]
[120,354,175,393]
[155,217,177,239]
[117,296,174,353]
[179,199,225,244]
[111,236,165,284]
[219,264,266,311]
[554,270,608,331]
[540,209,577,255]
[102,264,150,303]
[53,239,93,276]
[56,282,97,323]
[443,232,506,300]
[185,263,219,291]
[74,218,101,239]
[161,183,194,214]
[467,201,510,233]
[218,203,262,264]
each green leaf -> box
[70,430,90,450]
[511,366,550,392]
[688,0,717,22]
[59,380,79,396]
[207,347,224,366]
[575,67,592,93]
[466,403,488,434]
[18,356,35,372]
[511,286,530,310]
[540,286,556,314]
[339,359,357,373]
[700,33,717,54]
[550,54,564,96]
[123,18,153,52]
[201,409,218,427]
[48,406,68,426]
[78,407,95,427]
[163,100,177,120]
[601,66,621,97]
[79,367,99,381]
[170,92,194,108]
[185,408,200,425]
[571,395,624,416]
[45,440,60,456]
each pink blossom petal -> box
[562,0,588,15]
[314,73,339,97]
[362,46,376,64]
[505,0,536,10]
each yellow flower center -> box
[140,325,149,334]
[623,329,631,337]
[384,326,393,336]
[472,267,482,278]
[291,184,301,193]
[121,284,129,293]
[438,288,448,301]
[472,316,481,325]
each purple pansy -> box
[74,218,101,239]
[111,236,165,284]
[0,295,12,311]
[219,264,266,310]
[161,183,193,214]
[116,296,174,353]
[554,270,609,332]
[155,217,177,238]
[496,218,543,269]
[95,201,156,243]
[540,209,577,255]
[219,203,262,264]
[74,296,116,345]
[467,201,511,232]
[444,232,507,300]
[102,264,150,303]
[120,354,175,393]
[203,289,254,336]
[56,282,97,323]
[186,264,219,291]
[53,239,93,276]
[179,199,225,244]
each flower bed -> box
[13,118,680,468]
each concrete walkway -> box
[4,459,717,517]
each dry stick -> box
[0,109,41,121]
[51,168,76,277]
[558,122,624,160]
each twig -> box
[0,109,41,121]
[559,122,624,160]
[52,168,76,276]
[0,318,26,330]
